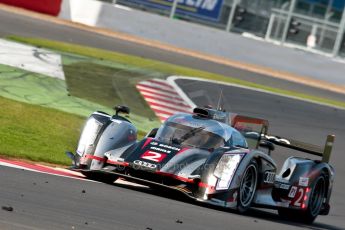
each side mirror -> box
[114,105,130,116]
[259,140,275,151]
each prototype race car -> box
[67,105,335,224]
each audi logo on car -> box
[133,160,157,169]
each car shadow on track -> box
[110,179,342,230]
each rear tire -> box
[237,160,258,213]
[278,174,326,224]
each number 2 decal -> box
[141,151,166,162]
[292,188,305,207]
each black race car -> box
[67,105,335,224]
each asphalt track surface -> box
[0,8,345,230]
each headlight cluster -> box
[214,154,243,190]
[76,118,102,156]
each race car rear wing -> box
[230,114,269,149]
[261,134,335,163]
[213,111,334,163]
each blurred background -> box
[2,0,345,57]
[99,0,345,57]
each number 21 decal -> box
[289,186,305,207]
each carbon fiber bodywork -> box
[68,108,335,220]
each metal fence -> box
[102,0,345,57]
[266,8,342,52]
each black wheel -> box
[82,171,119,184]
[278,174,326,224]
[237,160,258,213]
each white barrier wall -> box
[59,0,103,26]
[58,0,345,87]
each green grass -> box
[0,96,84,165]
[8,36,345,109]
[0,94,147,165]
[0,63,153,165]
[63,61,161,117]
[0,60,162,130]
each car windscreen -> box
[156,122,225,149]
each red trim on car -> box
[232,116,268,125]
[198,182,209,188]
[84,155,129,167]
[84,154,107,162]
[141,138,153,149]
[106,160,129,167]
[176,147,190,155]
[198,182,216,192]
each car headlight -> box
[214,154,243,190]
[76,118,102,156]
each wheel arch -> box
[313,163,335,210]
[229,150,276,191]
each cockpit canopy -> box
[155,113,248,150]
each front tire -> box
[237,160,258,213]
[278,174,326,224]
